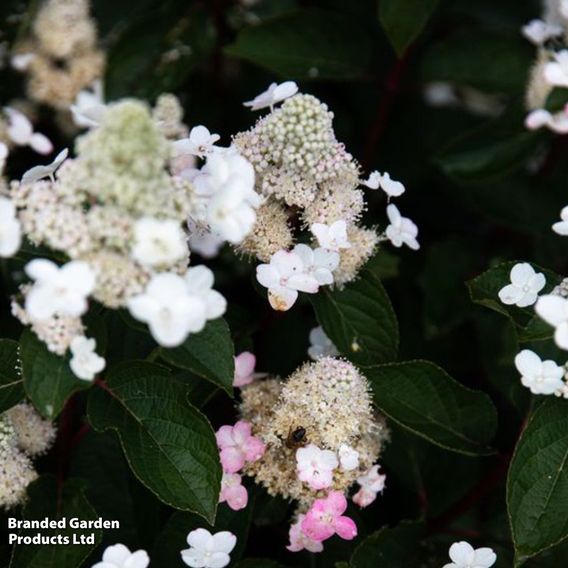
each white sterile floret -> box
[544,50,568,88]
[193,148,260,244]
[71,80,106,129]
[11,52,35,71]
[24,259,95,320]
[353,464,386,508]
[127,273,206,347]
[363,171,405,197]
[514,349,565,395]
[293,243,339,286]
[295,443,338,490]
[131,217,187,267]
[243,81,299,111]
[308,326,339,360]
[174,125,220,158]
[0,197,22,258]
[187,219,225,258]
[91,543,150,568]
[128,267,225,347]
[525,108,568,133]
[69,336,106,381]
[256,249,319,311]
[553,205,568,235]
[522,19,563,45]
[385,204,420,250]
[498,263,546,308]
[535,295,568,349]
[181,528,236,568]
[4,107,52,155]
[310,220,351,251]
[184,265,227,320]
[338,443,359,471]
[21,148,69,184]
[443,541,497,568]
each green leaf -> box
[545,88,568,112]
[351,522,424,567]
[365,361,497,455]
[70,430,161,549]
[225,9,374,81]
[508,398,568,563]
[468,262,561,342]
[152,501,254,566]
[379,0,439,56]
[422,30,532,94]
[310,266,398,366]
[87,361,221,523]
[19,329,91,419]
[9,476,101,568]
[435,104,544,183]
[0,339,24,413]
[105,4,215,99]
[161,319,235,396]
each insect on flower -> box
[285,426,308,449]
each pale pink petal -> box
[220,447,244,473]
[215,425,235,449]
[243,436,265,462]
[333,516,357,540]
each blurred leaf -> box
[70,430,161,550]
[508,398,568,564]
[436,108,543,183]
[105,4,215,99]
[379,0,439,56]
[87,361,221,523]
[161,318,235,396]
[468,262,560,342]
[351,521,423,567]
[0,339,24,413]
[365,361,497,455]
[422,30,532,94]
[20,329,91,419]
[225,9,374,81]
[9,476,101,568]
[310,267,399,366]
[544,88,568,113]
[152,501,254,566]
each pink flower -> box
[219,473,248,511]
[296,444,338,490]
[287,515,324,553]
[301,491,357,542]
[216,421,266,473]
[233,352,265,387]
[352,464,386,508]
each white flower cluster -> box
[11,0,105,110]
[235,83,418,307]
[91,529,237,568]
[523,1,568,133]
[498,261,568,398]
[0,403,56,509]
[3,95,259,357]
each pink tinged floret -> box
[301,491,358,543]
[216,421,266,473]
[233,352,256,387]
[287,515,324,553]
[219,473,248,511]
